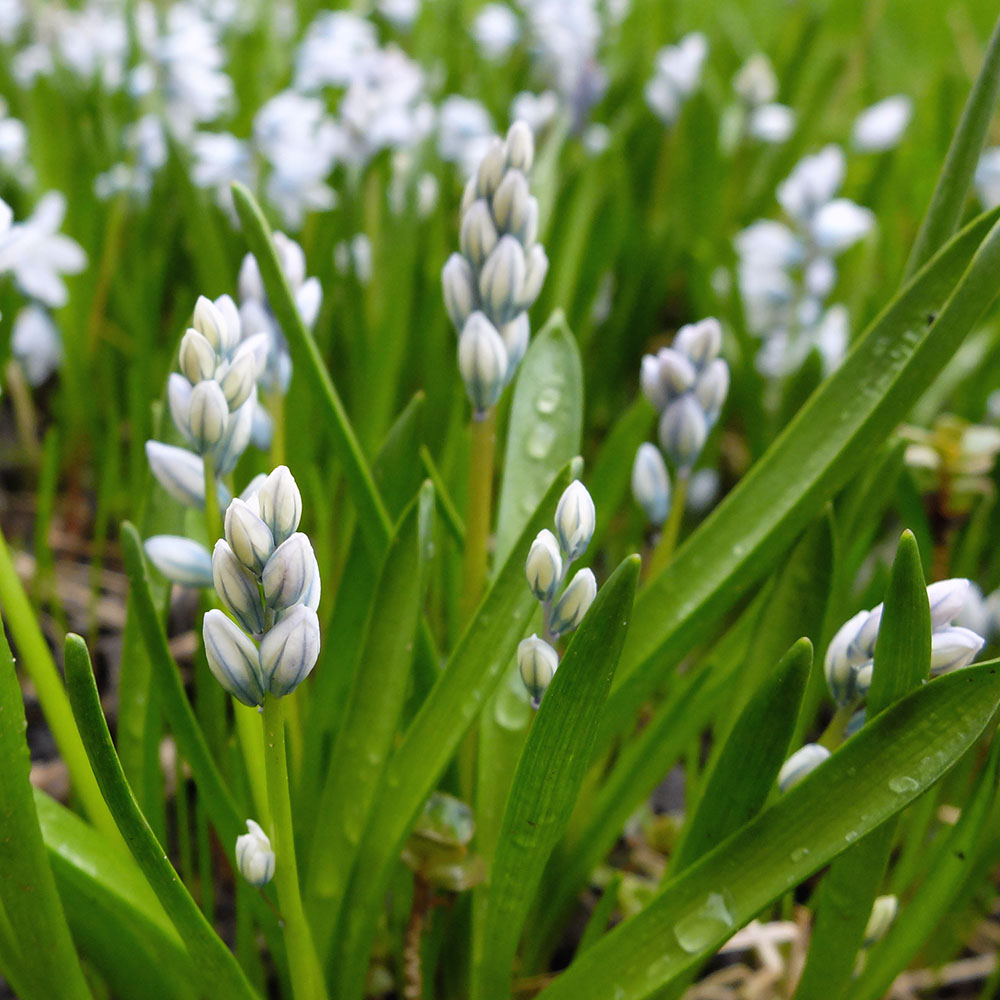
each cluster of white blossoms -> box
[645,32,707,126]
[824,578,986,708]
[736,145,874,378]
[442,120,549,415]
[204,466,321,706]
[728,54,795,147]
[518,481,598,706]
[632,318,729,527]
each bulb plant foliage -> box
[3,7,1000,1000]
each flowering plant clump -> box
[4,7,1000,1000]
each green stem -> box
[203,454,222,543]
[459,408,497,626]
[817,702,857,751]
[262,696,326,1000]
[267,388,286,468]
[646,472,688,580]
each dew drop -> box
[536,385,561,415]
[527,422,557,459]
[494,665,532,731]
[889,775,919,795]
[673,892,734,954]
[845,830,858,843]
[790,846,810,863]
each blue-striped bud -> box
[262,533,316,611]
[551,568,597,636]
[632,443,671,527]
[460,199,498,270]
[929,626,984,675]
[518,634,558,706]
[188,380,230,452]
[225,497,274,575]
[658,395,708,472]
[525,529,562,602]
[167,373,194,444]
[694,359,730,425]
[146,441,230,509]
[476,137,506,198]
[458,312,507,413]
[674,317,722,367]
[210,396,254,476]
[554,480,596,561]
[519,244,548,311]
[777,743,830,792]
[927,578,970,629]
[213,540,267,635]
[144,536,214,588]
[505,121,534,174]
[260,604,321,696]
[257,465,303,546]
[178,328,216,384]
[479,235,526,325]
[442,253,477,331]
[235,819,275,888]
[203,608,264,707]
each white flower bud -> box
[640,354,670,412]
[929,626,985,675]
[863,895,898,946]
[262,532,316,611]
[260,604,321,696]
[777,743,830,792]
[257,466,302,546]
[694,359,730,424]
[460,199,499,269]
[213,294,242,353]
[460,173,478,216]
[192,296,228,353]
[674,317,722,366]
[525,529,563,602]
[216,349,257,411]
[554,480,596,561]
[188,380,230,452]
[656,348,697,396]
[927,578,970,629]
[551,568,597,636]
[225,497,275,575]
[235,819,274,888]
[213,540,267,636]
[458,312,508,412]
[517,197,539,249]
[203,608,264,707]
[850,605,883,663]
[476,137,506,198]
[518,634,558,706]
[238,253,264,301]
[146,441,229,509]
[144,536,214,588]
[492,169,530,235]
[301,560,322,612]
[811,199,874,255]
[178,328,216,383]
[211,396,255,477]
[854,660,874,697]
[824,609,871,705]
[519,243,548,310]
[658,395,708,471]
[442,253,478,331]
[632,443,671,527]
[479,235,526,324]
[499,313,530,380]
[505,120,534,173]
[852,95,912,153]
[167,373,193,444]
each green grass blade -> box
[63,633,259,1000]
[904,13,1000,278]
[475,555,640,1000]
[307,487,427,954]
[230,181,392,558]
[0,628,93,1000]
[34,790,198,1000]
[333,464,574,997]
[601,206,1000,756]
[794,530,930,1000]
[852,738,1000,1000]
[672,638,811,874]
[537,662,1000,1000]
[494,310,584,566]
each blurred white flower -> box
[733,54,778,106]
[438,96,496,177]
[295,11,378,91]
[777,145,844,222]
[645,32,707,125]
[0,192,86,307]
[334,234,373,285]
[190,131,254,209]
[811,198,874,254]
[12,305,62,384]
[473,3,520,61]
[0,0,26,44]
[748,103,795,144]
[511,91,560,133]
[378,0,421,30]
[851,95,912,153]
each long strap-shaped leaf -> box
[601,206,1000,755]
[333,465,573,997]
[904,12,1000,278]
[0,627,93,1000]
[63,634,259,1000]
[538,661,1000,1000]
[475,555,640,1000]
[231,182,392,559]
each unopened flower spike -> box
[202,465,321,705]
[518,480,599,705]
[443,119,548,415]
[235,819,275,888]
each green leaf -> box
[852,738,1000,1000]
[904,13,1000,278]
[231,181,392,559]
[34,790,197,1000]
[306,487,428,955]
[672,638,811,874]
[537,661,1000,1000]
[795,531,929,1000]
[601,206,1000,757]
[371,392,427,520]
[333,464,574,998]
[475,555,641,1000]
[0,627,93,1000]
[494,310,584,567]
[63,634,259,1000]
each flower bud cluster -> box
[518,481,597,706]
[203,466,321,706]
[824,578,986,707]
[147,295,269,510]
[442,120,549,414]
[235,819,275,888]
[632,318,729,526]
